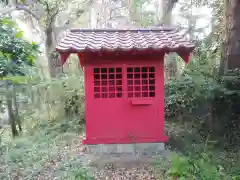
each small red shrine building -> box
[56,28,195,145]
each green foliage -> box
[0,69,89,179]
[169,152,227,180]
[164,38,240,148]
[129,0,157,27]
[164,71,217,116]
[211,69,240,147]
[154,133,238,179]
[56,156,94,180]
[165,76,195,117]
[0,16,39,78]
[19,71,85,133]
[165,39,220,115]
[64,89,84,117]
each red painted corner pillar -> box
[59,52,70,65]
[178,52,191,63]
[77,53,85,69]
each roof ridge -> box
[70,27,175,33]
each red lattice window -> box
[127,67,155,98]
[93,67,123,98]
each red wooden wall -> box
[81,51,168,144]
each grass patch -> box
[154,121,240,180]
[0,124,93,180]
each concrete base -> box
[86,143,165,155]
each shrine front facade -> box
[56,28,194,145]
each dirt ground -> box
[76,140,172,180]
[35,138,171,180]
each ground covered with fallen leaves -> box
[3,121,237,180]
[34,138,171,180]
[1,130,172,180]
[94,164,157,180]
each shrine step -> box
[86,143,165,155]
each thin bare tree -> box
[1,0,90,77]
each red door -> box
[123,65,163,143]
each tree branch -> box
[0,5,40,22]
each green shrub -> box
[169,152,227,180]
[19,72,85,134]
[164,41,240,148]
[211,69,240,148]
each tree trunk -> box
[219,43,225,76]
[158,0,175,25]
[12,85,22,132]
[5,81,18,137]
[45,26,56,77]
[223,0,240,70]
[159,0,178,79]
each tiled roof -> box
[56,28,195,53]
